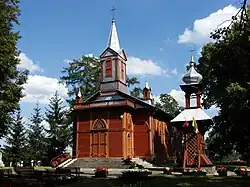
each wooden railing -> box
[50,153,71,167]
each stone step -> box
[131,158,154,168]
[66,158,130,169]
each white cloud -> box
[171,68,178,76]
[21,75,68,104]
[169,89,185,107]
[18,53,43,73]
[127,56,168,76]
[178,5,239,45]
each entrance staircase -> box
[64,158,130,169]
[61,157,154,169]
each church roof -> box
[171,108,211,122]
[107,19,120,52]
[81,90,172,120]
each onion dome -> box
[182,56,203,84]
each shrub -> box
[217,166,227,176]
[183,168,207,176]
[94,168,108,178]
[137,165,144,169]
[234,166,247,176]
[120,170,151,181]
[163,168,171,175]
[123,157,133,165]
[129,162,137,169]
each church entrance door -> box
[91,119,108,157]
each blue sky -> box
[13,0,241,127]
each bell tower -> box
[180,56,203,108]
[99,14,128,94]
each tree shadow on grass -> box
[149,176,250,187]
[58,176,250,187]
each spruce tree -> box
[0,0,28,138]
[3,107,27,166]
[45,91,72,161]
[27,102,46,163]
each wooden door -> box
[91,131,107,157]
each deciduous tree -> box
[197,5,250,162]
[60,56,142,104]
[155,94,184,118]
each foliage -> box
[45,91,72,161]
[155,94,184,117]
[120,170,151,183]
[198,5,250,162]
[27,102,47,163]
[122,157,133,165]
[0,0,28,138]
[3,108,27,166]
[60,56,100,105]
[94,168,108,178]
[127,77,140,87]
[130,87,143,98]
[234,166,249,176]
[60,56,142,105]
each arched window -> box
[92,118,107,130]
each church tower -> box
[143,81,154,105]
[171,55,212,168]
[99,16,128,94]
[180,56,203,108]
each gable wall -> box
[75,108,125,158]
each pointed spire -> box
[107,17,121,52]
[77,88,82,98]
[191,55,194,63]
[145,81,150,89]
[76,88,82,104]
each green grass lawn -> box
[0,167,12,170]
[59,176,250,187]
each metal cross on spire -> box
[110,6,116,20]
[189,47,196,62]
[190,48,196,55]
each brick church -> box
[72,17,172,162]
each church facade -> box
[72,18,172,162]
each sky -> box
[4,0,242,141]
